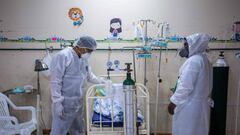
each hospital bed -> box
[86,82,150,135]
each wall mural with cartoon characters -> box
[109,18,122,40]
[68,7,84,27]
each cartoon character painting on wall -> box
[68,8,84,26]
[110,18,122,39]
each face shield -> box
[186,33,211,57]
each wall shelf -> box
[0,48,239,51]
[0,39,240,44]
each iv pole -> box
[34,59,48,135]
[140,19,153,86]
[36,72,43,135]
[154,22,166,135]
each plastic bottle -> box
[105,79,113,96]
[163,23,170,39]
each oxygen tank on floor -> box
[123,63,136,135]
[210,51,229,135]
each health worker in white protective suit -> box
[50,36,106,135]
[168,33,212,135]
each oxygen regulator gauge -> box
[114,60,120,67]
[106,61,113,69]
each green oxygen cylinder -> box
[123,73,135,86]
[123,63,135,86]
[123,63,136,135]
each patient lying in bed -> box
[92,83,144,127]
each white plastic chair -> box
[0,92,37,135]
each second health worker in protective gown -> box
[50,36,106,135]
[168,33,212,135]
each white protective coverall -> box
[50,46,105,135]
[170,33,212,135]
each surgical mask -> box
[81,53,91,59]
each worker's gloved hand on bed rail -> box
[99,77,108,84]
